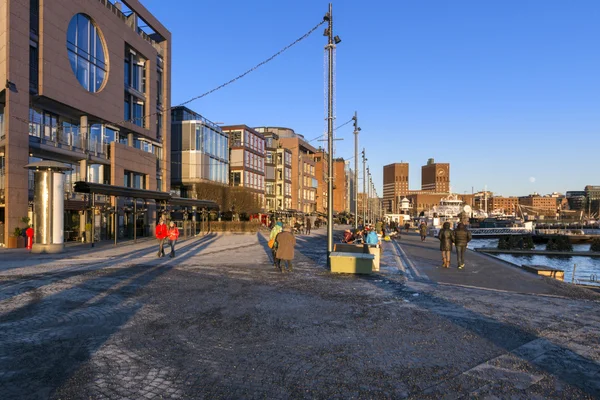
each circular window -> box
[66,14,108,92]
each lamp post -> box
[353,112,360,230]
[324,3,340,266]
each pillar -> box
[26,161,71,253]
[80,115,88,151]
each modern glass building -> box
[171,106,229,195]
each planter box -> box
[7,236,18,249]
[333,243,381,271]
[330,252,374,274]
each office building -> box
[170,106,229,196]
[421,158,449,192]
[518,194,558,217]
[566,191,586,211]
[332,158,348,214]
[0,0,170,244]
[585,185,600,216]
[221,125,266,210]
[383,162,409,213]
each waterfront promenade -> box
[0,227,599,398]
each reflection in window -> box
[67,14,107,92]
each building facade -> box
[170,106,229,196]
[261,130,292,212]
[332,158,348,214]
[382,162,409,213]
[313,150,328,215]
[566,191,586,211]
[585,185,600,216]
[345,160,355,214]
[256,127,317,214]
[518,194,558,217]
[421,158,449,192]
[488,196,519,215]
[221,125,266,211]
[0,0,171,244]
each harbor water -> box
[468,239,600,285]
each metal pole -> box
[572,264,577,284]
[134,199,137,243]
[362,149,366,226]
[353,111,359,230]
[91,194,95,248]
[326,3,335,267]
[114,196,117,246]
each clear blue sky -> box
[142,0,599,197]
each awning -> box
[74,181,219,210]
[74,181,170,201]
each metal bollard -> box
[572,264,577,284]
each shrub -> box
[547,236,572,252]
[522,235,535,250]
[208,221,261,233]
[497,237,510,250]
[590,238,600,252]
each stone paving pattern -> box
[0,227,599,399]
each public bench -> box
[330,251,375,274]
[333,243,381,271]
[522,264,564,281]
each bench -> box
[334,243,381,271]
[330,251,375,274]
[522,264,564,281]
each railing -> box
[29,125,108,158]
[470,228,533,235]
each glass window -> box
[124,98,130,121]
[66,14,107,92]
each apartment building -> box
[221,125,266,210]
[256,127,317,214]
[382,162,409,213]
[333,158,347,214]
[518,194,559,217]
[0,0,171,243]
[170,106,229,195]
[260,130,292,212]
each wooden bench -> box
[522,264,564,281]
[330,251,375,274]
[333,243,381,271]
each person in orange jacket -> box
[155,217,168,257]
[167,221,180,258]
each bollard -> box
[572,263,577,284]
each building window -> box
[67,14,107,92]
[29,45,39,94]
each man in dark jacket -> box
[305,217,311,235]
[419,222,428,241]
[452,223,472,269]
[438,221,453,268]
[275,226,296,272]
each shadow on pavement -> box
[0,235,221,399]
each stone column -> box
[80,115,88,151]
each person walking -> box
[167,221,180,258]
[437,221,453,268]
[269,221,283,266]
[305,217,311,235]
[404,222,410,233]
[419,222,428,241]
[452,222,472,269]
[275,225,296,272]
[155,218,168,257]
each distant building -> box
[518,194,558,217]
[383,163,409,213]
[221,125,266,210]
[566,191,586,211]
[488,196,519,215]
[171,107,229,195]
[406,191,473,216]
[345,161,356,214]
[255,127,317,214]
[333,158,347,214]
[585,185,600,216]
[421,158,450,192]
[260,130,292,212]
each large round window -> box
[67,14,108,92]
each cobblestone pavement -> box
[1,228,599,399]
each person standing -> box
[437,221,453,268]
[155,218,168,258]
[275,225,296,272]
[167,221,180,258]
[452,222,472,269]
[419,222,428,241]
[269,221,283,266]
[305,217,311,235]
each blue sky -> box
[142,0,599,197]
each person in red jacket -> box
[155,217,168,257]
[167,221,180,258]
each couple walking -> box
[155,218,180,258]
[269,221,296,272]
[438,222,472,269]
